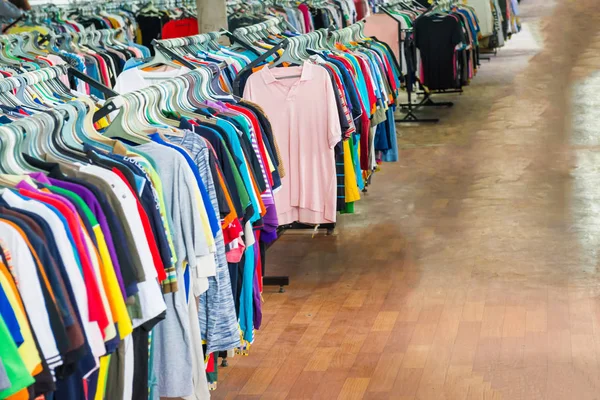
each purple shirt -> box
[16,180,98,296]
[26,175,128,299]
[204,100,230,113]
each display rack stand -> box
[264,223,335,293]
[380,5,453,124]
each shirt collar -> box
[261,62,312,85]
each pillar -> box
[196,0,228,35]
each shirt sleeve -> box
[175,161,216,286]
[324,69,343,149]
[242,78,253,100]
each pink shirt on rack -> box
[243,62,341,225]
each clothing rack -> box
[0,7,271,394]
[154,29,261,56]
[232,18,380,292]
[380,1,459,123]
[0,60,118,102]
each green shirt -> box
[0,315,34,398]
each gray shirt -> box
[0,356,11,392]
[137,141,209,398]
[167,131,241,355]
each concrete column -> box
[196,0,228,34]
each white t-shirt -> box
[467,0,494,37]
[114,66,192,94]
[2,190,106,368]
[0,219,63,370]
[79,165,167,328]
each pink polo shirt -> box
[243,62,341,225]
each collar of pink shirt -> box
[260,62,314,85]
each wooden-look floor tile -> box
[303,347,338,372]
[211,2,600,398]
[337,378,370,400]
[367,353,405,393]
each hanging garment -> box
[244,63,341,225]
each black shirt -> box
[415,15,465,90]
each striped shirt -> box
[167,131,241,355]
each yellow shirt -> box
[343,140,361,203]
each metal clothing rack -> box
[380,2,470,123]
[68,67,119,100]
[264,223,335,293]
[380,6,441,123]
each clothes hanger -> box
[0,121,40,174]
[137,47,183,70]
[102,94,153,144]
[54,103,86,153]
[269,36,303,68]
[74,97,116,149]
[0,40,23,66]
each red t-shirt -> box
[162,18,199,40]
[18,188,110,336]
[110,168,167,283]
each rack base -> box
[263,223,336,292]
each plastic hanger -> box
[102,96,151,144]
[269,38,303,68]
[74,97,116,149]
[0,122,39,174]
[137,47,183,70]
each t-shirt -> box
[161,17,199,39]
[243,62,341,225]
[0,217,62,370]
[0,315,35,399]
[415,14,466,90]
[114,66,191,94]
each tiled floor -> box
[213,0,600,398]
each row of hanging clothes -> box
[134,0,200,53]
[0,23,288,398]
[466,0,520,49]
[231,17,401,222]
[3,5,151,98]
[227,0,359,33]
[0,11,402,400]
[7,3,140,44]
[106,30,301,394]
[376,0,484,92]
